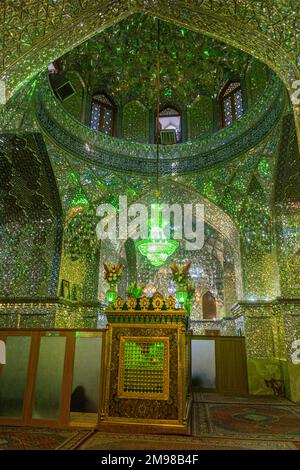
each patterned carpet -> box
[78,431,297,450]
[0,427,91,450]
[192,402,300,438]
[1,394,300,450]
[79,393,300,451]
[196,392,297,406]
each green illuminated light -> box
[28,80,37,97]
[135,204,179,267]
[176,290,188,306]
[125,342,164,369]
[136,238,179,267]
[258,159,271,178]
[71,188,89,206]
[105,289,117,304]
[69,171,78,182]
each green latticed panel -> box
[124,341,165,391]
[118,336,169,400]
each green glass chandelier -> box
[135,210,179,267]
[136,238,179,268]
[135,19,179,268]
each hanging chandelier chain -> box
[135,18,179,267]
[155,18,161,194]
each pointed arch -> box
[219,81,244,128]
[157,105,182,144]
[122,100,149,143]
[90,93,116,136]
[187,95,214,140]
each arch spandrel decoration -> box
[122,100,149,143]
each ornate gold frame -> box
[118,336,170,400]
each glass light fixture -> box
[176,290,188,307]
[136,202,179,267]
[136,237,179,268]
[105,289,117,304]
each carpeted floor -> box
[0,427,92,450]
[78,431,298,450]
[195,392,296,405]
[1,394,300,450]
[79,393,300,451]
[198,403,300,436]
[192,402,300,438]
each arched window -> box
[220,81,244,128]
[202,291,217,320]
[48,61,59,75]
[157,106,181,144]
[90,94,115,136]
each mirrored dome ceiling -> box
[38,11,281,175]
[54,13,261,108]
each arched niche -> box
[99,179,243,303]
[187,95,214,140]
[90,93,116,136]
[246,59,269,107]
[0,134,63,297]
[122,100,149,143]
[202,291,217,320]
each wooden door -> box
[0,329,106,427]
[27,331,75,428]
[0,331,33,425]
[0,330,73,427]
[216,337,248,395]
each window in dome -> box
[220,81,244,128]
[157,107,181,144]
[48,61,59,75]
[56,81,75,101]
[90,94,115,136]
